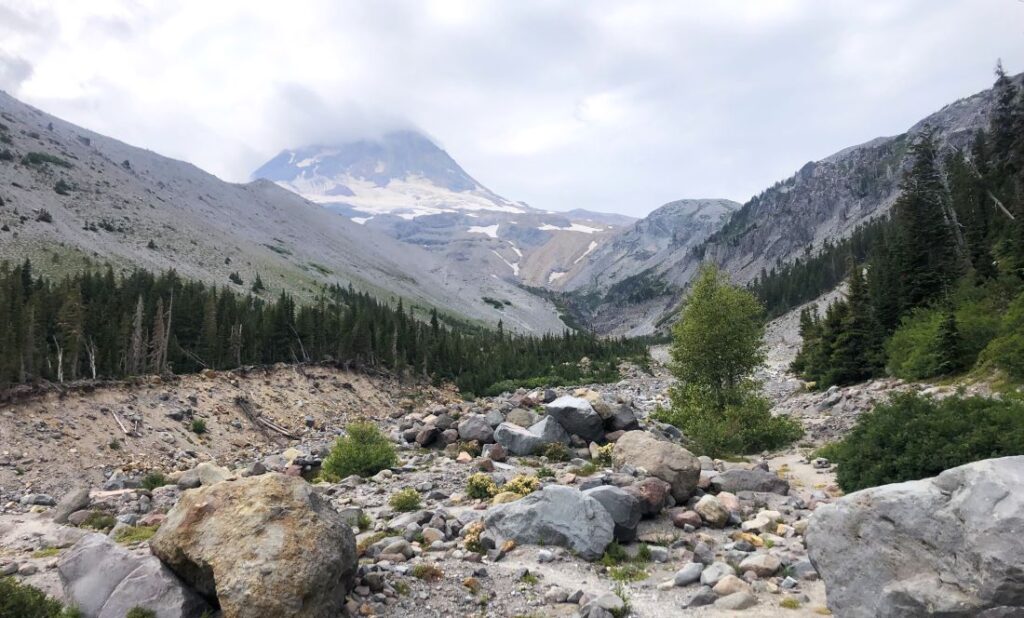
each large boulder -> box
[612,431,701,502]
[709,468,790,495]
[483,485,614,560]
[494,422,544,455]
[150,473,357,618]
[545,396,605,442]
[58,533,209,618]
[52,487,91,524]
[528,416,571,445]
[583,485,643,542]
[807,456,1024,618]
[458,416,494,443]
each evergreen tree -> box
[826,262,882,385]
[934,306,962,376]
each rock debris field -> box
[1,358,1020,618]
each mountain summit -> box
[252,130,525,219]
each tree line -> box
[790,64,1024,387]
[0,263,645,396]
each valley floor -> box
[0,333,983,617]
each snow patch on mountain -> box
[538,222,605,234]
[468,224,500,238]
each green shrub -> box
[466,473,498,499]
[828,392,1024,492]
[389,488,421,512]
[981,289,1024,379]
[125,608,157,618]
[22,152,72,168]
[140,472,169,491]
[608,564,647,582]
[190,419,207,434]
[885,308,943,380]
[411,563,443,581]
[114,525,159,544]
[540,442,571,462]
[321,422,398,479]
[656,383,803,457]
[0,576,82,617]
[503,475,540,496]
[80,512,116,531]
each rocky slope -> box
[0,93,566,333]
[574,74,1021,336]
[251,131,634,289]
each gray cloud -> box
[2,0,1023,216]
[0,52,32,93]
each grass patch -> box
[114,525,159,544]
[608,564,648,582]
[80,512,116,531]
[22,152,72,168]
[190,419,207,434]
[411,563,443,581]
[780,597,802,610]
[356,531,390,555]
[572,462,599,477]
[540,443,571,462]
[31,547,60,559]
[125,608,157,618]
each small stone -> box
[738,553,781,577]
[674,562,704,587]
[714,590,758,610]
[694,494,729,528]
[700,562,734,587]
[670,509,702,529]
[682,586,717,608]
[712,574,749,596]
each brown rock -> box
[150,473,356,618]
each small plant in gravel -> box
[609,564,648,582]
[190,419,207,434]
[573,462,599,477]
[463,521,486,553]
[31,547,60,559]
[321,421,398,479]
[541,442,571,462]
[504,475,540,496]
[356,512,372,531]
[114,525,159,544]
[357,531,390,555]
[600,541,629,566]
[125,608,157,618]
[536,466,555,478]
[519,571,539,585]
[780,597,802,610]
[393,580,410,596]
[140,472,170,491]
[466,473,499,499]
[389,488,421,512]
[81,512,116,531]
[108,439,121,450]
[611,583,632,618]
[594,443,615,466]
[411,563,443,581]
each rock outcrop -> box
[807,456,1024,618]
[150,473,357,618]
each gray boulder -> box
[583,486,642,542]
[545,396,605,442]
[58,533,209,618]
[506,408,540,428]
[483,485,613,560]
[612,431,701,502]
[493,422,544,455]
[528,416,571,445]
[606,404,640,432]
[709,468,790,495]
[52,487,91,524]
[807,456,1024,618]
[458,416,494,443]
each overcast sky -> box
[1,1,1023,216]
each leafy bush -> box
[540,442,570,462]
[828,392,1024,492]
[114,525,159,544]
[0,576,82,618]
[140,472,169,490]
[22,152,72,168]
[981,290,1024,379]
[321,422,398,479]
[885,308,943,380]
[389,488,421,512]
[80,512,116,531]
[411,563,443,581]
[125,609,156,618]
[503,475,540,496]
[656,384,803,457]
[190,419,207,434]
[466,473,498,499]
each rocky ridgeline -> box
[1,378,1021,617]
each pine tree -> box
[934,307,962,376]
[827,262,882,386]
[892,128,961,310]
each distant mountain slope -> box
[0,92,566,333]
[252,132,631,288]
[571,74,1019,336]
